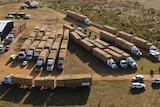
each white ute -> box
[152,78,160,84]
[126,57,137,69]
[132,75,144,82]
[130,82,146,89]
[106,58,118,69]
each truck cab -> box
[120,60,128,68]
[149,45,160,59]
[35,60,43,71]
[26,50,34,61]
[126,57,137,69]
[85,18,91,25]
[7,34,14,42]
[131,46,142,56]
[58,59,64,71]
[46,59,54,71]
[2,74,13,85]
[18,51,26,60]
[106,58,118,69]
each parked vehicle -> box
[35,49,49,71]
[92,48,118,69]
[9,54,16,61]
[0,45,4,51]
[132,75,144,82]
[18,39,32,60]
[26,41,40,61]
[7,34,14,42]
[2,74,92,88]
[66,10,91,25]
[152,78,160,84]
[103,48,128,68]
[126,57,137,69]
[149,46,160,59]
[5,45,10,52]
[130,82,146,89]
[132,37,159,59]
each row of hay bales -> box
[102,25,155,50]
[20,24,57,56]
[11,74,92,88]
[66,24,130,63]
[66,10,87,22]
[10,22,26,38]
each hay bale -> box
[117,31,133,42]
[92,48,112,62]
[103,25,117,35]
[70,31,81,44]
[79,39,95,51]
[100,30,117,43]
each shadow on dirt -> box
[0,85,90,106]
[151,83,160,89]
[68,41,137,77]
[129,88,145,95]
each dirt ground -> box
[0,2,160,83]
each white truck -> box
[57,49,67,71]
[2,74,33,87]
[115,37,142,56]
[132,37,159,59]
[66,10,91,25]
[26,41,40,61]
[18,39,32,60]
[126,57,137,69]
[35,49,49,72]
[46,41,61,71]
[92,48,118,69]
[103,48,128,68]
[46,50,58,71]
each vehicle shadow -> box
[151,83,160,89]
[9,59,22,68]
[129,88,145,95]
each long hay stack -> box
[87,39,105,49]
[92,47,112,62]
[63,24,74,34]
[100,30,117,43]
[75,30,87,39]
[132,36,153,50]
[79,39,95,51]
[95,39,109,48]
[70,31,81,44]
[103,25,117,35]
[103,48,123,62]
[117,31,133,42]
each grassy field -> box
[48,0,160,48]
[1,80,160,107]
